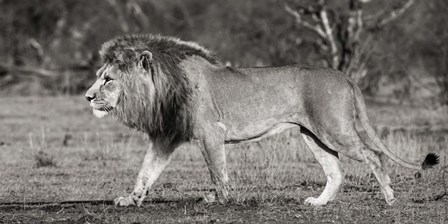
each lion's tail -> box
[348,78,439,170]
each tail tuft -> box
[421,153,439,170]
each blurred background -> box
[1,2,447,222]
[0,0,447,105]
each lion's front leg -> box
[199,123,229,203]
[115,141,175,207]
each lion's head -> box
[86,34,219,144]
[85,49,153,119]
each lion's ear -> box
[138,50,153,71]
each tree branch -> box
[319,9,339,69]
[284,3,326,39]
[107,0,130,32]
[377,0,414,27]
[127,0,150,30]
[0,63,56,78]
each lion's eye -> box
[104,76,113,84]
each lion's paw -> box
[114,196,137,207]
[386,197,396,206]
[304,197,327,206]
[203,192,217,203]
[202,191,229,204]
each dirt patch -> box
[1,195,447,224]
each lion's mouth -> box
[94,106,113,112]
[90,101,114,118]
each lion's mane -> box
[99,34,219,145]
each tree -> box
[284,0,415,89]
[431,0,448,105]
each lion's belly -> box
[222,118,301,144]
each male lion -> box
[86,34,438,207]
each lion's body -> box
[184,58,365,161]
[86,34,438,207]
[196,64,357,147]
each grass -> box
[0,96,447,223]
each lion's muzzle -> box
[85,87,97,102]
[86,94,95,102]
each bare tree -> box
[434,2,448,105]
[284,0,415,88]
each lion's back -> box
[204,65,352,125]
[207,65,350,104]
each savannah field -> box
[0,96,447,224]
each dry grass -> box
[0,96,447,223]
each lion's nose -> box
[85,93,95,102]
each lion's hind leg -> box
[361,146,395,205]
[300,129,344,206]
[356,119,395,204]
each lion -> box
[85,34,439,207]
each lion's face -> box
[85,64,122,118]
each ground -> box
[0,96,447,223]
